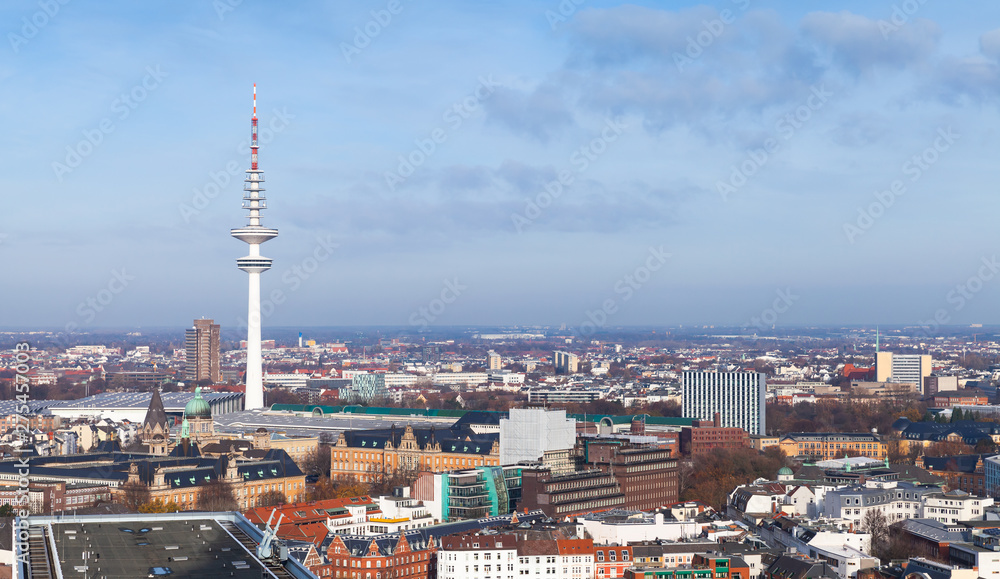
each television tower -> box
[231,84,277,410]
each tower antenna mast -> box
[231,84,278,410]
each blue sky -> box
[4,0,1000,332]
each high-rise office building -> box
[875,352,932,393]
[185,319,221,383]
[553,351,579,374]
[487,350,502,370]
[682,371,766,435]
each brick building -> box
[922,454,989,496]
[319,531,435,579]
[584,441,679,511]
[520,468,625,518]
[0,481,112,515]
[932,390,991,408]
[679,413,749,456]
[0,413,62,433]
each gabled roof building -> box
[331,423,500,482]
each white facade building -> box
[578,511,704,545]
[499,408,576,465]
[823,482,932,523]
[921,490,993,524]
[682,371,766,435]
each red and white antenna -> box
[251,83,259,170]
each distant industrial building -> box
[682,371,766,435]
[185,317,221,382]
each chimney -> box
[714,413,721,428]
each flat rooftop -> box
[49,519,267,578]
[18,512,315,579]
[48,391,243,411]
[214,409,454,437]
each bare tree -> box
[302,446,332,477]
[861,509,889,559]
[366,463,419,497]
[257,490,287,508]
[119,481,150,512]
[196,479,239,511]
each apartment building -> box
[682,372,766,435]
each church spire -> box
[143,388,168,432]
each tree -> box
[880,530,915,562]
[312,476,367,501]
[302,445,332,478]
[119,481,151,512]
[976,437,997,453]
[257,490,287,508]
[861,509,889,559]
[951,408,964,422]
[366,464,419,497]
[681,447,788,509]
[138,499,180,513]
[924,440,975,456]
[196,480,239,511]
[311,476,338,501]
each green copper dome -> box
[777,466,793,476]
[184,387,212,419]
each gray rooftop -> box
[214,408,456,437]
[18,512,315,579]
[49,391,243,411]
[898,518,970,543]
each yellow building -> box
[331,424,499,482]
[249,428,318,467]
[779,432,886,460]
[747,434,780,452]
[122,443,307,511]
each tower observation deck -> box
[231,84,276,410]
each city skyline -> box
[5,1,1000,330]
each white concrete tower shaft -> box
[231,84,278,410]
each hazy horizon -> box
[5,1,1000,331]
